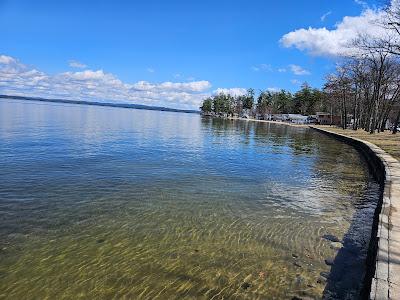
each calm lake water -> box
[0,99,380,299]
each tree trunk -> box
[393,109,400,134]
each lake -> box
[0,99,380,299]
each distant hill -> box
[0,94,200,114]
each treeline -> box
[200,84,327,117]
[320,2,400,133]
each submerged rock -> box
[320,271,330,278]
[330,242,343,250]
[241,282,251,290]
[291,296,313,300]
[240,275,252,290]
[322,234,340,243]
[295,274,305,285]
[258,271,266,279]
[317,277,326,284]
[293,262,302,268]
[96,238,105,243]
[325,258,335,266]
[217,275,229,285]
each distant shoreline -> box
[236,117,308,127]
[0,94,200,114]
[201,114,309,128]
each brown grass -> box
[314,126,400,161]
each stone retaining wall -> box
[309,126,400,300]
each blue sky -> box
[0,0,381,109]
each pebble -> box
[241,282,251,290]
[317,277,326,284]
[330,242,343,250]
[293,262,302,268]
[320,271,330,278]
[240,274,253,290]
[322,234,340,243]
[295,274,305,285]
[291,296,313,300]
[258,271,266,279]
[325,258,334,266]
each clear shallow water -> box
[0,99,380,299]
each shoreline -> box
[309,126,400,299]
[203,115,309,128]
[0,94,200,114]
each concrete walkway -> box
[309,126,400,299]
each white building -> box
[286,114,309,124]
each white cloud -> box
[320,11,332,22]
[251,64,272,72]
[69,60,87,69]
[291,79,301,85]
[289,64,310,75]
[0,55,17,65]
[146,67,155,73]
[278,68,287,73]
[213,88,247,97]
[280,8,387,56]
[354,0,368,9]
[267,87,280,92]
[0,54,215,110]
[160,81,211,92]
[62,69,113,80]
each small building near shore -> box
[286,114,309,124]
[271,114,285,122]
[269,114,311,124]
[316,112,341,125]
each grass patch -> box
[314,126,400,161]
